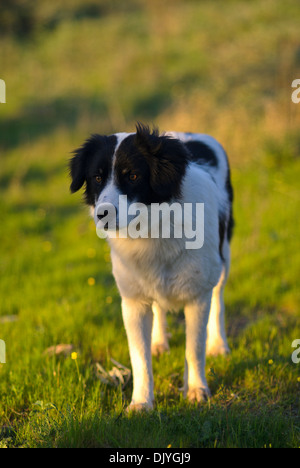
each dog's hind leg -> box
[206,242,230,356]
[151,302,170,357]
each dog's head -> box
[69,123,188,229]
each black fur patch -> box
[218,211,227,261]
[225,161,234,242]
[184,141,218,167]
[69,134,117,205]
[114,123,188,204]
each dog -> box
[70,123,234,411]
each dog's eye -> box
[129,173,137,182]
[95,175,102,184]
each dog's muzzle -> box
[95,202,118,230]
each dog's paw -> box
[126,402,153,413]
[151,342,170,357]
[206,342,230,357]
[187,387,211,404]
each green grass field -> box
[0,0,299,448]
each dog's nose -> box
[95,203,118,229]
[97,210,108,221]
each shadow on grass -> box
[0,90,173,151]
[0,96,107,151]
[0,164,66,191]
[0,1,143,39]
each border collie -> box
[70,123,234,411]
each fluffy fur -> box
[70,123,234,411]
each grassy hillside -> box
[0,0,299,448]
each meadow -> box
[0,0,299,448]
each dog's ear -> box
[135,123,188,200]
[69,147,85,193]
[69,135,101,193]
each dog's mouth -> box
[97,209,109,230]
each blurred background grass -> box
[0,0,300,448]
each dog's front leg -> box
[122,297,154,411]
[151,302,170,357]
[184,292,212,403]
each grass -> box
[0,0,300,448]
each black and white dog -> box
[70,123,233,411]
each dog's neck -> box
[108,235,185,267]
